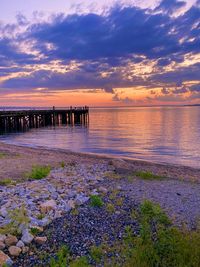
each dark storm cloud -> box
[0,1,200,94]
[151,63,200,84]
[2,68,146,92]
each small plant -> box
[135,171,163,180]
[0,178,14,186]
[130,209,139,220]
[30,227,40,236]
[0,205,30,235]
[105,171,121,179]
[71,208,79,216]
[115,197,124,207]
[90,245,103,263]
[69,256,89,267]
[106,203,115,214]
[50,245,70,267]
[0,152,7,158]
[26,165,51,180]
[90,195,104,208]
[60,161,65,168]
[37,213,45,220]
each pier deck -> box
[0,107,89,132]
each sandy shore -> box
[0,142,200,266]
[0,142,199,183]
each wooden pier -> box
[0,107,89,132]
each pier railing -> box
[0,106,89,132]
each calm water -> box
[0,106,200,168]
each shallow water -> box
[0,106,200,168]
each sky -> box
[0,0,199,107]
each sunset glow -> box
[0,0,199,107]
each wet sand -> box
[0,142,199,183]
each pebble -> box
[21,229,34,245]
[0,162,110,255]
[34,236,47,245]
[40,199,57,213]
[8,246,22,257]
[0,250,13,266]
[5,235,18,247]
[16,240,25,248]
[0,240,5,250]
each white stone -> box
[40,200,57,213]
[21,229,34,244]
[16,240,25,248]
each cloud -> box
[155,0,186,14]
[112,93,134,104]
[0,2,200,102]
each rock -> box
[0,250,13,266]
[40,200,57,213]
[0,234,6,242]
[68,200,75,209]
[8,246,22,257]
[21,229,34,245]
[38,217,51,227]
[110,159,131,174]
[0,207,8,217]
[16,240,25,248]
[75,194,89,205]
[0,241,5,250]
[5,235,18,247]
[98,186,108,194]
[22,246,29,254]
[54,210,63,219]
[34,236,47,245]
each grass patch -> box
[37,213,45,220]
[47,200,200,267]
[50,245,89,267]
[0,205,29,235]
[106,203,115,214]
[26,165,51,180]
[60,161,66,168]
[0,152,7,158]
[0,178,15,186]
[90,195,104,208]
[135,171,163,180]
[104,171,122,179]
[30,227,40,236]
[90,200,200,267]
[90,245,103,263]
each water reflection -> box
[0,106,200,168]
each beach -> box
[0,143,200,266]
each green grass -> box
[0,178,15,186]
[50,246,89,267]
[30,227,40,236]
[104,171,122,179]
[90,245,103,263]
[37,213,45,220]
[26,165,51,180]
[106,203,115,214]
[90,195,104,208]
[135,171,163,180]
[0,205,29,235]
[94,200,200,267]
[60,161,66,168]
[0,152,7,158]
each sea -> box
[0,106,200,168]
